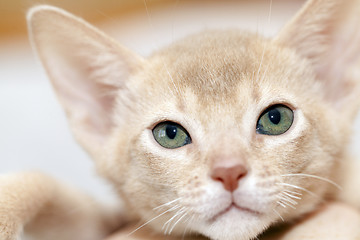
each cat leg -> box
[0,172,123,240]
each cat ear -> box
[27,6,145,157]
[275,0,360,119]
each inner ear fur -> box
[275,0,360,119]
[27,5,145,157]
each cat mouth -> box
[209,203,262,222]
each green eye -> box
[152,122,192,149]
[256,105,294,135]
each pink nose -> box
[211,164,248,192]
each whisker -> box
[163,207,185,234]
[281,173,342,190]
[259,64,270,83]
[202,64,217,86]
[279,194,298,205]
[254,0,273,85]
[182,215,195,240]
[277,182,320,199]
[282,191,301,200]
[153,197,182,211]
[127,205,180,236]
[267,0,273,25]
[139,177,174,188]
[169,211,188,235]
[278,199,296,209]
[283,190,302,196]
[169,0,180,41]
[256,44,267,81]
[143,0,154,29]
[273,209,284,222]
[276,201,287,209]
[167,85,177,97]
[163,62,182,97]
[280,192,299,203]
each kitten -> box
[1,0,360,239]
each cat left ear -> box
[275,0,360,120]
[27,6,145,157]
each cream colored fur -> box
[1,0,360,239]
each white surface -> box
[1,0,359,202]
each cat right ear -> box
[275,0,360,120]
[27,6,145,158]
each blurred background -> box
[1,0,359,203]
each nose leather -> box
[211,164,248,192]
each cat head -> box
[27,0,360,239]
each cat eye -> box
[256,105,294,135]
[152,122,192,149]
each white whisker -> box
[127,205,180,236]
[163,207,185,234]
[256,44,267,80]
[259,64,270,83]
[153,197,182,211]
[163,62,182,97]
[277,182,320,199]
[167,85,177,97]
[282,191,301,200]
[254,0,273,85]
[278,199,296,209]
[267,0,273,25]
[273,209,284,222]
[169,211,188,235]
[277,201,287,209]
[279,194,298,205]
[143,0,154,29]
[283,189,302,196]
[281,173,342,190]
[182,215,195,240]
[202,64,217,86]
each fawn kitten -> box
[1,0,359,240]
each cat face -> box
[103,32,344,239]
[28,0,360,239]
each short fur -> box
[1,0,360,239]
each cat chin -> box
[193,207,272,240]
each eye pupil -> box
[166,125,177,139]
[268,108,281,124]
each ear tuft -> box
[27,5,145,157]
